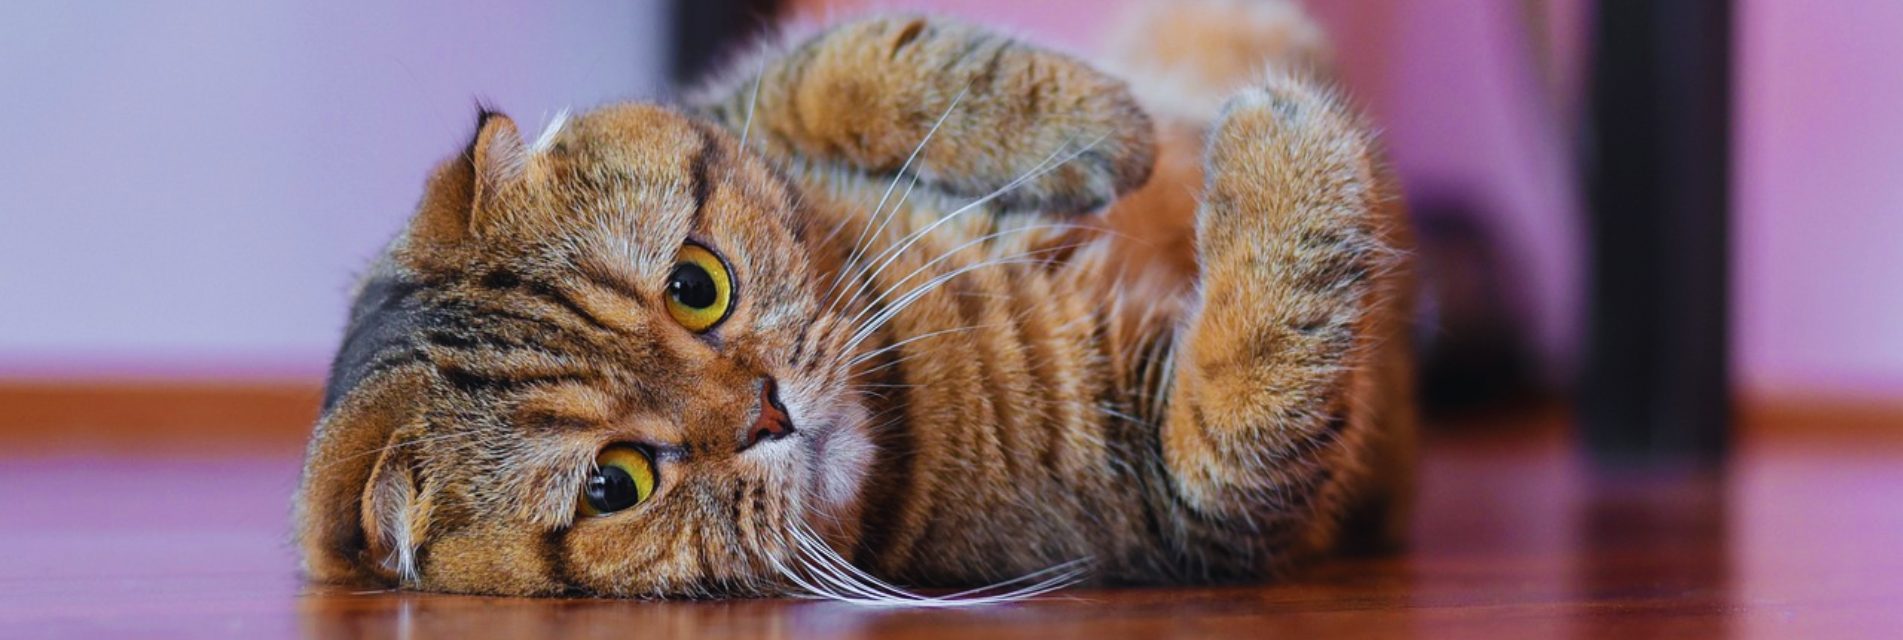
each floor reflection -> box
[4,405,1886,637]
[298,588,1039,640]
[1575,467,1731,638]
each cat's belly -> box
[830,214,1180,585]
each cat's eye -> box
[579,445,657,517]
[665,243,734,333]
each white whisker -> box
[839,223,1076,335]
[831,133,1106,317]
[841,245,1082,357]
[822,171,925,317]
[820,88,971,310]
[847,321,1009,368]
[772,520,1088,607]
[313,431,467,472]
[738,73,763,150]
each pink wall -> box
[1304,0,1587,380]
[1736,0,1903,399]
[0,1,668,380]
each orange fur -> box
[294,1,1413,599]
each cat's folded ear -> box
[407,109,531,247]
[294,375,430,586]
[360,444,431,585]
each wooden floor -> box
[2,401,1900,638]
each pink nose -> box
[743,379,794,450]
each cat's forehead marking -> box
[564,119,733,299]
[682,120,723,231]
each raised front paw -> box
[1201,73,1377,252]
[1207,74,1370,195]
[704,16,1157,215]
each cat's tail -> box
[1100,0,1335,124]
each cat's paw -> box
[1203,74,1373,235]
[704,16,1157,215]
[1198,73,1386,292]
[1208,74,1367,181]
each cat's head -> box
[293,105,876,597]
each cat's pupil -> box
[585,466,639,513]
[668,263,718,309]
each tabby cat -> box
[294,0,1414,601]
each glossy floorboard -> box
[3,407,1900,638]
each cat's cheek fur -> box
[785,391,874,521]
[813,408,875,515]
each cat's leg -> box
[1157,72,1413,572]
[692,16,1155,215]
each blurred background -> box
[1,0,1898,453]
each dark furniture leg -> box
[1581,1,1734,464]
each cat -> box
[293,0,1414,601]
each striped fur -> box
[294,2,1413,599]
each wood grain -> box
[3,400,1901,637]
[0,381,320,455]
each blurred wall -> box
[1736,0,1903,399]
[0,1,668,379]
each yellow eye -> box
[665,243,734,332]
[579,445,656,517]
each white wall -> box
[0,1,670,379]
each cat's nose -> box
[741,378,795,451]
